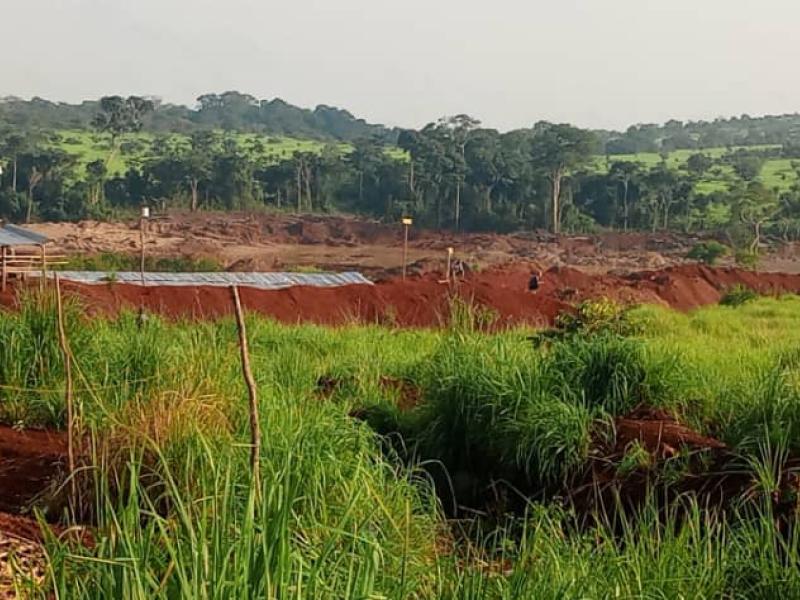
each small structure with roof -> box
[0,223,59,291]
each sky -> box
[2,0,799,131]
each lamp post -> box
[401,217,413,280]
[140,206,150,285]
[446,247,454,283]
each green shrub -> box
[735,249,760,269]
[536,298,638,345]
[61,252,222,272]
[720,285,759,307]
[687,241,728,265]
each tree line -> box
[0,92,391,141]
[2,96,800,255]
[5,92,800,152]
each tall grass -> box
[1,293,800,596]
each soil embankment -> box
[2,264,799,327]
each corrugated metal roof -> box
[53,271,373,289]
[0,224,50,247]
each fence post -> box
[39,244,47,291]
[231,285,261,495]
[55,274,76,503]
[1,246,6,292]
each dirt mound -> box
[3,264,800,328]
[613,406,726,458]
[567,407,738,518]
[379,376,422,412]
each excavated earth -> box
[2,264,799,327]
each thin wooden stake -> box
[1,246,6,292]
[55,274,76,502]
[40,244,47,291]
[231,285,261,493]
[140,216,146,286]
[402,223,409,280]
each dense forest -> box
[2,93,800,255]
[5,92,800,151]
[0,92,392,141]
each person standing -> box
[528,270,542,292]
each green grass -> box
[59,251,222,273]
[594,145,798,195]
[49,129,337,179]
[3,293,800,596]
[48,128,797,199]
[48,129,409,181]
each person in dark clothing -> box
[452,259,470,281]
[528,270,542,292]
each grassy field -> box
[3,291,800,596]
[50,129,335,179]
[50,129,798,200]
[594,145,798,195]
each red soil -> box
[0,426,67,515]
[2,264,799,327]
[0,426,70,541]
[613,406,726,459]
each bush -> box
[687,241,728,265]
[543,298,638,341]
[720,284,759,307]
[735,250,760,270]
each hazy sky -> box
[2,0,798,131]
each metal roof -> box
[0,224,50,247]
[52,271,373,289]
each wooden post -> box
[446,247,453,283]
[40,244,47,291]
[1,246,6,292]
[401,217,413,281]
[140,215,146,286]
[231,285,261,494]
[55,274,76,503]
[402,224,409,280]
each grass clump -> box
[687,240,729,265]
[721,284,760,307]
[61,252,222,272]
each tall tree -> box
[0,132,31,193]
[441,115,480,230]
[92,96,155,167]
[347,137,384,205]
[529,123,597,233]
[183,132,217,211]
[608,161,643,231]
[465,129,503,214]
[733,183,780,254]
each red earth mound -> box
[2,264,800,327]
[612,406,727,458]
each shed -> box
[0,224,53,291]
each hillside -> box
[0,92,394,142]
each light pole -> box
[140,206,150,285]
[401,217,413,280]
[446,247,454,283]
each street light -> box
[140,206,150,285]
[446,247,454,282]
[401,217,413,280]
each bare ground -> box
[28,212,800,277]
